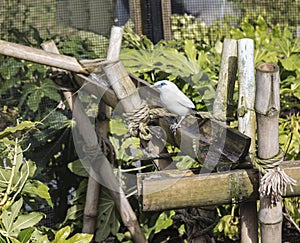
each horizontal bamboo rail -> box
[137,160,300,211]
[0,40,88,74]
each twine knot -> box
[254,150,297,205]
[123,101,176,141]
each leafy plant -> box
[0,121,92,242]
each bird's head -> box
[153,80,176,91]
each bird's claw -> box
[170,123,180,135]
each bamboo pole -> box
[213,38,237,122]
[137,160,300,211]
[255,63,282,243]
[103,27,147,243]
[237,38,258,243]
[0,40,88,74]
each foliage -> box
[230,0,300,27]
[0,122,91,242]
[64,161,121,242]
[214,205,239,241]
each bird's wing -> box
[175,90,195,109]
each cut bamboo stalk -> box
[0,40,88,74]
[256,63,282,243]
[137,160,300,211]
[213,38,237,122]
[237,38,258,243]
[107,26,124,62]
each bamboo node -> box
[254,151,297,205]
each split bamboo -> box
[213,38,237,122]
[256,63,282,243]
[237,38,258,243]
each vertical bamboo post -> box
[255,63,282,243]
[193,38,237,243]
[213,38,237,122]
[102,26,147,243]
[237,38,258,243]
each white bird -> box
[153,80,195,132]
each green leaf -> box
[17,227,35,243]
[64,233,93,243]
[95,188,120,242]
[68,160,89,177]
[36,235,50,243]
[23,180,53,207]
[11,212,44,234]
[281,54,300,71]
[53,226,71,242]
[62,204,84,224]
[154,211,175,234]
[2,198,23,233]
[0,121,41,139]
[42,79,61,102]
[27,89,42,112]
[110,118,129,136]
[52,226,92,243]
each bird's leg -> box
[170,116,185,134]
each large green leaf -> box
[52,226,93,243]
[2,198,23,233]
[95,188,120,242]
[23,179,53,207]
[67,160,89,177]
[0,121,40,139]
[11,212,44,235]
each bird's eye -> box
[160,82,166,87]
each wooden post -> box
[161,0,172,41]
[129,0,143,35]
[42,31,147,242]
[256,63,282,243]
[213,38,237,122]
[237,38,258,243]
